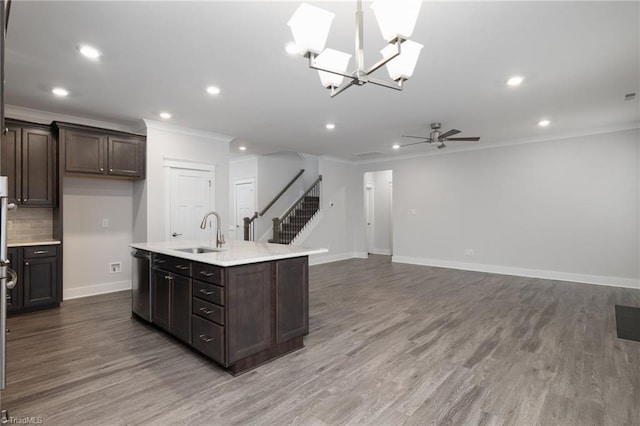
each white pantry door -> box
[234,180,255,240]
[169,167,213,242]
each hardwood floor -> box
[3,255,640,425]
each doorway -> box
[164,159,215,242]
[233,178,256,240]
[363,170,393,256]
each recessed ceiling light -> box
[206,86,221,95]
[538,119,551,127]
[239,146,247,151]
[52,87,69,97]
[159,112,172,119]
[285,42,300,55]
[392,143,400,150]
[507,76,524,86]
[79,44,101,60]
[325,123,335,130]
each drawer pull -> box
[155,259,166,264]
[199,334,213,343]
[199,289,214,296]
[199,307,214,315]
[32,250,49,255]
[164,275,173,280]
[176,265,189,270]
[199,271,215,277]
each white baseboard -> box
[64,280,132,300]
[392,256,640,289]
[369,248,392,256]
[310,251,368,266]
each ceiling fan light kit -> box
[287,0,423,98]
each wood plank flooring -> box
[3,255,640,425]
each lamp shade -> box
[371,0,422,42]
[314,48,352,88]
[287,3,335,55]
[381,40,423,81]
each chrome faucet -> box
[200,211,225,248]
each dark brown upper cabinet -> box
[1,121,56,207]
[56,122,146,180]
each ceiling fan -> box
[401,122,481,149]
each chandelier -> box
[287,0,423,98]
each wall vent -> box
[353,151,383,158]
[625,92,636,101]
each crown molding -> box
[143,119,234,143]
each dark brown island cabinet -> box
[1,120,56,207]
[6,244,61,314]
[143,253,309,375]
[55,122,146,179]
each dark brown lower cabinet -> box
[151,268,192,344]
[6,244,61,315]
[146,254,309,375]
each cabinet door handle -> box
[2,128,8,135]
[176,265,188,270]
[100,168,104,172]
[199,334,213,343]
[109,168,113,172]
[17,198,21,203]
[199,307,214,315]
[24,262,29,266]
[164,275,173,280]
[199,289,214,296]
[199,271,215,277]
[33,250,49,255]
[155,259,166,264]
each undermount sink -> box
[173,247,226,254]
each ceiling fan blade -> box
[445,137,481,141]
[400,140,430,147]
[438,129,460,139]
[402,135,431,139]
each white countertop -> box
[130,239,327,267]
[8,240,61,247]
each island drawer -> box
[193,281,224,305]
[193,263,224,286]
[23,245,57,258]
[193,297,224,325]
[153,254,191,276]
[192,315,224,363]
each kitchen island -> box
[130,240,327,375]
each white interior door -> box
[234,180,255,240]
[169,168,213,242]
[365,185,374,253]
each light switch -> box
[102,219,109,227]
[409,209,417,215]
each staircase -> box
[271,176,322,244]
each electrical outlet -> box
[464,249,475,257]
[109,262,121,273]
[102,219,109,228]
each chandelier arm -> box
[307,54,354,79]
[367,77,404,91]
[364,39,403,76]
[330,79,357,98]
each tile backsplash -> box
[7,208,54,242]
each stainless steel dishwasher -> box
[131,249,151,321]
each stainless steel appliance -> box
[131,249,151,321]
[0,177,18,422]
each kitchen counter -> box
[130,239,327,266]
[8,239,61,247]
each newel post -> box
[272,217,281,244]
[243,217,251,241]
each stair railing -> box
[243,169,305,241]
[272,175,322,244]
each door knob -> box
[172,232,182,237]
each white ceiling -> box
[4,1,639,161]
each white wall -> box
[255,152,305,240]
[135,120,232,243]
[305,157,367,264]
[63,177,133,299]
[364,170,393,255]
[356,129,640,288]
